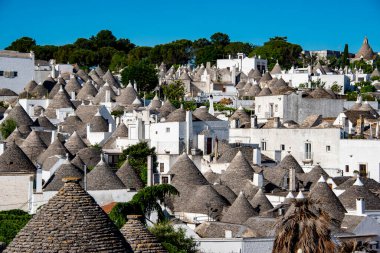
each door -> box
[359,164,367,178]
[206,138,212,154]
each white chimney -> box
[356,197,365,215]
[70,91,75,100]
[253,148,261,165]
[253,172,263,187]
[225,230,232,238]
[51,130,56,144]
[185,110,193,154]
[36,165,42,193]
[105,90,110,103]
[208,95,215,116]
[108,123,113,133]
[251,115,258,128]
[231,66,236,85]
[147,155,153,186]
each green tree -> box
[341,44,349,67]
[330,82,342,93]
[109,52,128,72]
[193,38,211,49]
[210,32,230,47]
[69,49,97,67]
[162,80,185,101]
[90,30,117,49]
[249,37,302,70]
[121,60,158,91]
[126,46,152,65]
[114,38,135,54]
[149,221,198,253]
[0,119,17,139]
[351,59,373,74]
[32,45,58,61]
[118,142,157,184]
[5,37,36,52]
[96,46,118,68]
[195,45,223,65]
[54,44,75,63]
[0,209,32,245]
[109,184,179,228]
[73,38,94,50]
[224,42,254,56]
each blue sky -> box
[1,0,379,53]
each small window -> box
[345,165,349,172]
[159,163,165,173]
[0,71,3,76]
[13,71,18,77]
[261,141,267,151]
[162,176,169,184]
[326,145,331,152]
[280,144,285,151]
[166,127,170,133]
[155,131,158,134]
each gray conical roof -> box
[20,130,47,163]
[87,158,126,190]
[270,62,282,75]
[229,107,250,127]
[115,83,138,106]
[64,131,87,155]
[65,76,82,94]
[0,142,36,173]
[220,151,255,195]
[103,70,121,89]
[103,123,128,149]
[76,69,90,82]
[221,192,258,224]
[5,127,24,147]
[249,189,273,214]
[43,161,84,191]
[32,114,56,130]
[159,100,176,118]
[120,216,167,253]
[76,147,102,168]
[24,80,38,93]
[45,86,74,118]
[5,178,132,253]
[89,112,109,132]
[59,113,84,135]
[5,102,33,127]
[37,138,68,165]
[95,66,105,77]
[168,153,208,186]
[148,94,162,110]
[277,153,304,173]
[116,161,144,190]
[309,176,346,223]
[31,83,48,98]
[77,80,98,101]
[93,83,116,104]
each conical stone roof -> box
[64,131,87,155]
[93,82,117,104]
[45,86,74,118]
[221,192,258,224]
[5,102,33,127]
[270,62,282,75]
[309,176,346,223]
[120,216,167,253]
[103,123,128,149]
[103,69,121,89]
[0,142,36,173]
[249,189,273,214]
[277,153,304,173]
[355,36,375,60]
[95,66,105,77]
[5,127,24,147]
[148,94,162,110]
[65,76,82,94]
[168,153,208,186]
[116,82,138,106]
[43,161,84,191]
[159,100,176,118]
[20,130,47,163]
[77,80,98,101]
[87,157,126,190]
[89,112,109,132]
[32,114,56,130]
[5,178,132,253]
[37,138,68,165]
[24,80,38,93]
[76,147,101,168]
[220,151,255,195]
[116,161,144,190]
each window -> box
[166,127,170,133]
[0,71,3,76]
[155,131,158,134]
[304,142,312,159]
[159,163,165,173]
[161,176,169,184]
[275,104,278,112]
[359,164,367,178]
[257,105,261,113]
[280,144,285,151]
[326,145,331,152]
[261,141,267,151]
[13,71,17,77]
[345,165,349,172]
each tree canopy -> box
[0,118,17,139]
[0,209,32,245]
[121,60,158,91]
[5,37,36,52]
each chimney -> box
[208,95,215,116]
[147,155,153,186]
[206,62,211,69]
[86,123,90,134]
[108,123,113,133]
[225,230,232,238]
[105,90,110,103]
[273,117,280,128]
[185,110,193,154]
[70,91,75,100]
[36,164,42,193]
[356,197,365,215]
[289,167,296,192]
[251,115,258,128]
[231,66,236,85]
[253,171,263,187]
[51,130,56,144]
[253,148,261,165]
[133,81,137,91]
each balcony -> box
[302,152,313,165]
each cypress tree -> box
[342,44,349,67]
